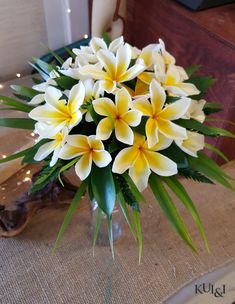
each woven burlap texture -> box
[1,162,235,304]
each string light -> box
[23,177,31,182]
[16,73,21,78]
[26,170,31,175]
[84,34,88,39]
[0,84,3,89]
[67,8,71,13]
[30,132,35,137]
[2,154,7,159]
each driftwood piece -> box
[0,171,77,237]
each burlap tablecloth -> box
[0,161,235,304]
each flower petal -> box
[109,36,124,53]
[158,119,187,140]
[99,80,116,93]
[148,133,173,151]
[146,117,159,148]
[50,146,61,167]
[59,145,85,160]
[160,97,191,120]
[116,44,132,77]
[68,82,85,112]
[130,98,153,116]
[116,87,130,115]
[97,49,116,78]
[93,97,116,117]
[144,151,177,176]
[45,86,63,109]
[112,147,139,174]
[129,153,151,191]
[165,64,180,85]
[176,82,200,96]
[79,65,108,80]
[96,117,113,140]
[34,141,56,161]
[93,150,112,167]
[120,64,145,82]
[90,37,107,53]
[75,153,92,180]
[29,94,45,105]
[122,110,142,127]
[88,135,104,150]
[150,80,166,113]
[115,120,134,145]
[66,135,89,150]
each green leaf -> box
[178,167,214,184]
[107,216,114,258]
[54,180,87,250]
[203,102,223,115]
[163,176,209,252]
[54,76,78,90]
[117,191,136,240]
[102,32,111,46]
[32,57,57,74]
[91,164,116,216]
[58,157,80,186]
[176,119,235,139]
[161,143,188,169]
[149,174,197,252]
[21,139,50,164]
[46,47,64,65]
[133,209,142,263]
[0,95,34,112]
[10,85,39,99]
[123,172,147,204]
[0,139,48,164]
[0,118,35,130]
[185,64,201,77]
[92,207,102,255]
[30,160,63,193]
[63,46,76,59]
[32,77,42,85]
[186,76,216,99]
[29,62,49,81]
[188,153,235,191]
[205,143,229,163]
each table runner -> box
[1,161,235,303]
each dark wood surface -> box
[125,0,235,163]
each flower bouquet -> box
[0,35,234,259]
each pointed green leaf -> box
[123,172,147,204]
[58,157,80,186]
[117,191,136,240]
[92,207,102,255]
[32,57,56,74]
[203,102,223,115]
[0,118,35,130]
[176,119,235,139]
[107,216,114,258]
[163,176,209,252]
[91,164,116,216]
[205,143,229,163]
[185,64,201,77]
[149,174,197,252]
[54,180,87,250]
[29,62,49,81]
[133,209,142,263]
[10,85,39,99]
[54,76,78,90]
[0,95,34,112]
[186,76,216,99]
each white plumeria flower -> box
[90,36,124,54]
[93,87,142,145]
[175,131,205,157]
[34,125,68,166]
[112,133,177,191]
[80,44,145,93]
[59,57,88,80]
[29,82,85,131]
[184,99,206,123]
[158,38,176,65]
[59,135,112,180]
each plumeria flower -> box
[90,36,124,54]
[34,125,68,166]
[184,99,206,123]
[59,57,88,80]
[59,135,111,180]
[131,80,190,148]
[112,133,177,191]
[93,88,142,144]
[158,38,176,65]
[29,82,85,131]
[175,131,204,157]
[79,44,145,93]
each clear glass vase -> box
[89,199,123,246]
